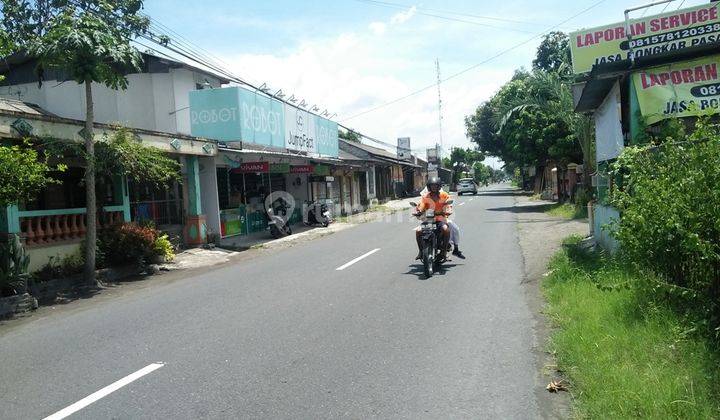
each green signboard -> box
[633,54,720,124]
[570,4,720,74]
[269,163,290,173]
[313,164,330,176]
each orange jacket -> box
[417,191,451,221]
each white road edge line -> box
[43,363,165,420]
[336,248,381,271]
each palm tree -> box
[497,68,595,191]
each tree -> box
[0,27,59,207]
[339,129,361,143]
[448,147,484,183]
[496,70,593,188]
[0,141,59,207]
[533,31,571,74]
[3,1,150,285]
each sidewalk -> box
[514,192,589,420]
[163,197,417,270]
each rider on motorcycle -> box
[414,177,452,261]
[418,185,465,259]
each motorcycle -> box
[304,200,332,227]
[410,199,453,278]
[267,202,292,239]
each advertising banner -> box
[426,146,439,164]
[238,88,285,148]
[284,104,317,154]
[397,137,411,160]
[632,54,720,124]
[190,87,339,157]
[269,163,290,173]
[570,3,720,74]
[316,117,339,158]
[290,165,314,173]
[230,161,269,173]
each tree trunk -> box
[83,80,97,286]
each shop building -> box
[187,85,345,240]
[571,2,720,250]
[0,97,217,271]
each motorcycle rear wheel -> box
[422,245,434,277]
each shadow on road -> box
[404,262,462,280]
[486,203,556,214]
[475,189,529,197]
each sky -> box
[143,0,709,164]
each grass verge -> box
[545,203,587,220]
[543,236,720,419]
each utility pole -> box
[435,58,443,160]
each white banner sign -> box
[397,137,411,160]
[284,104,317,154]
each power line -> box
[352,0,536,34]
[341,0,608,122]
[353,0,562,28]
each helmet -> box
[426,176,442,188]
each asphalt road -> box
[0,185,542,419]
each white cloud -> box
[218,10,525,159]
[390,6,417,25]
[369,22,387,35]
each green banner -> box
[269,163,290,173]
[570,4,720,74]
[632,54,720,125]
[313,164,330,176]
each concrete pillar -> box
[113,175,131,222]
[183,155,207,246]
[0,205,20,237]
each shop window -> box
[21,167,112,211]
[368,169,375,195]
[217,168,230,210]
[128,179,183,226]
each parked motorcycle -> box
[304,200,332,227]
[410,199,453,278]
[267,202,292,239]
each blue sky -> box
[143,0,709,160]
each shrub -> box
[98,223,159,266]
[0,234,30,296]
[609,119,720,335]
[32,249,84,282]
[153,234,175,262]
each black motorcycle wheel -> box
[422,245,434,277]
[270,226,281,239]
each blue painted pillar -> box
[0,205,21,235]
[184,156,206,246]
[113,175,131,222]
[186,156,202,216]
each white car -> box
[457,178,478,195]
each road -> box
[0,185,542,419]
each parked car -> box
[457,178,478,195]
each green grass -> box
[545,203,588,220]
[543,237,720,419]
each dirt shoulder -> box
[514,193,588,419]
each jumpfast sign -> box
[570,3,720,74]
[632,54,720,125]
[189,87,339,157]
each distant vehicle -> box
[457,178,478,195]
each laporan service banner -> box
[632,54,720,125]
[570,3,720,74]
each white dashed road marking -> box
[336,248,381,271]
[43,363,165,420]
